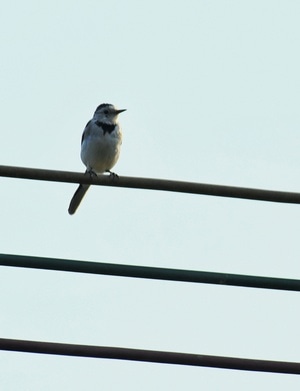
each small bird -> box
[68,103,126,215]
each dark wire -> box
[1,164,300,204]
[1,338,300,374]
[1,253,300,291]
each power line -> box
[1,253,300,291]
[1,164,300,204]
[0,338,299,374]
[2,165,299,378]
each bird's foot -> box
[86,169,98,178]
[106,170,119,180]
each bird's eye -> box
[104,110,109,114]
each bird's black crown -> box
[95,103,112,111]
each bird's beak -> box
[116,109,126,114]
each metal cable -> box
[1,253,300,291]
[1,164,300,204]
[1,338,299,374]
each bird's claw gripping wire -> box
[106,170,119,180]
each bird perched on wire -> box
[68,103,126,215]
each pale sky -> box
[1,1,300,389]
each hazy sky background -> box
[1,1,300,389]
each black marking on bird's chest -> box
[95,121,116,135]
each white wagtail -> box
[68,103,126,215]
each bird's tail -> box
[68,184,90,215]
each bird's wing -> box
[81,119,93,144]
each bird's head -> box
[93,103,126,123]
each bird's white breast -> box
[81,122,122,174]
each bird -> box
[68,103,126,215]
